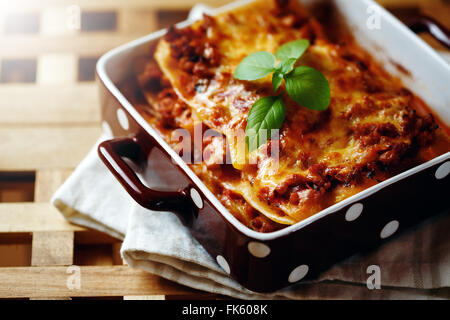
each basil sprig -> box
[234,51,276,81]
[233,39,330,151]
[246,96,285,152]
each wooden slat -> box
[37,54,77,85]
[41,7,158,36]
[0,265,200,298]
[0,203,85,233]
[31,231,74,266]
[32,168,76,299]
[123,295,165,300]
[34,169,73,202]
[0,33,155,57]
[118,9,158,34]
[0,84,100,125]
[31,230,75,299]
[29,297,71,300]
[40,7,76,36]
[0,125,101,170]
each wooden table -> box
[0,0,448,300]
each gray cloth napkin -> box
[52,135,450,300]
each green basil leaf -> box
[234,52,276,81]
[285,66,330,110]
[277,58,297,75]
[275,39,310,62]
[246,96,286,152]
[272,71,284,92]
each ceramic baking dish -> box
[96,0,450,292]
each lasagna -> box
[120,0,450,233]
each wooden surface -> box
[0,0,448,300]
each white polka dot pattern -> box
[216,255,230,274]
[190,188,203,209]
[288,264,309,283]
[247,242,271,258]
[380,220,399,239]
[345,203,364,222]
[117,108,129,130]
[435,161,450,180]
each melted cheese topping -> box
[126,0,450,231]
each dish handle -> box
[98,137,196,225]
[406,14,450,49]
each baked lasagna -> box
[120,0,450,233]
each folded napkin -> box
[52,134,450,300]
